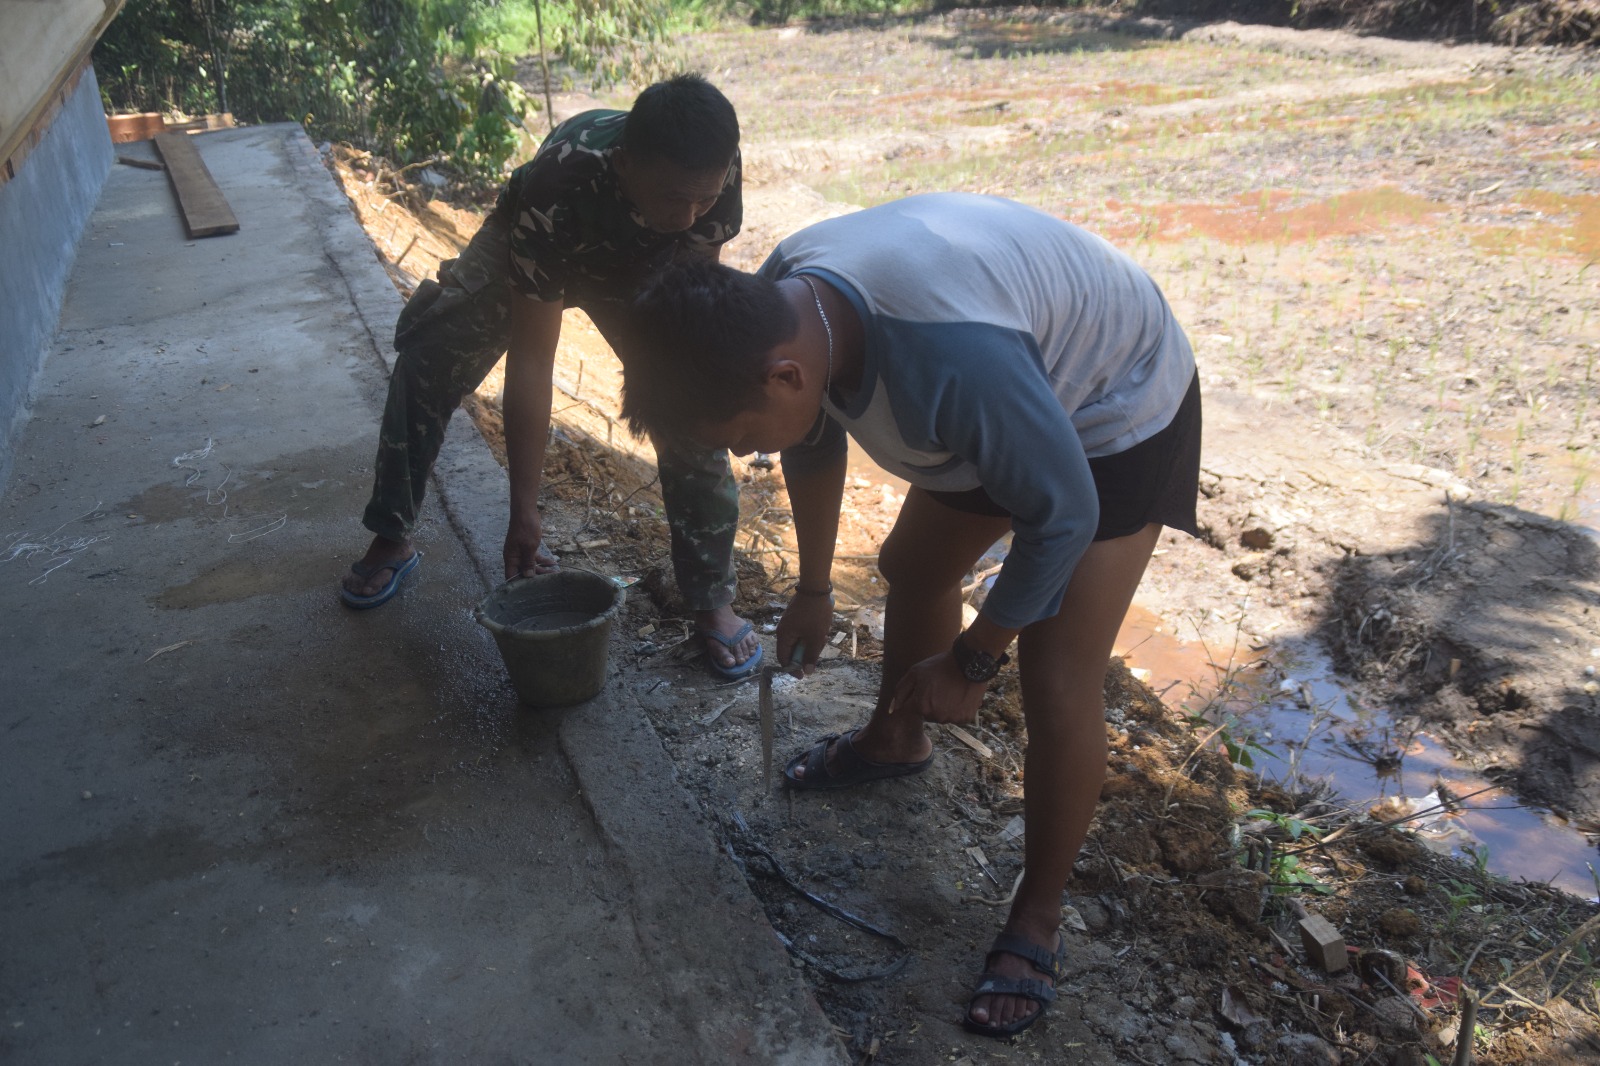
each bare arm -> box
[775,449,847,675]
[502,295,564,579]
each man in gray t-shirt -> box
[620,193,1202,1038]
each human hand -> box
[503,515,559,580]
[892,651,985,724]
[775,590,834,677]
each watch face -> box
[953,634,1004,683]
[962,652,996,683]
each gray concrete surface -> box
[1,65,113,491]
[0,123,845,1066]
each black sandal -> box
[963,929,1066,1038]
[782,730,934,791]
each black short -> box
[925,371,1202,542]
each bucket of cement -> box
[474,570,624,707]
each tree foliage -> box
[95,1,678,181]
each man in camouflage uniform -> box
[342,74,761,677]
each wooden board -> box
[153,131,239,238]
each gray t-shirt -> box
[762,193,1195,628]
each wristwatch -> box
[951,632,1010,684]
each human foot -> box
[341,536,419,606]
[785,727,932,788]
[964,924,1065,1037]
[695,605,761,679]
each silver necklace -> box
[800,275,838,444]
[800,275,833,402]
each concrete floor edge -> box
[290,123,848,1064]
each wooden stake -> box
[1290,900,1348,973]
[1452,986,1477,1066]
[393,233,420,269]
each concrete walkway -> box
[0,124,844,1066]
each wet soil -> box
[321,10,1600,1062]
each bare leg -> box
[792,489,1010,779]
[967,522,1162,1031]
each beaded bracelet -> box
[792,582,834,597]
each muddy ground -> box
[324,10,1600,1063]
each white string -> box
[172,438,215,487]
[228,515,287,543]
[173,441,289,543]
[29,556,77,585]
[207,467,232,507]
[3,502,110,584]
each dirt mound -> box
[1129,0,1600,45]
[1324,502,1600,823]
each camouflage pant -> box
[361,216,740,611]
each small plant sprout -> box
[1184,712,1278,771]
[1275,852,1333,894]
[1562,466,1592,522]
[1246,807,1324,843]
[1444,878,1484,930]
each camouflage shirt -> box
[493,109,742,307]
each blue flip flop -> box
[340,551,421,610]
[700,621,764,680]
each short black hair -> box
[623,74,740,172]
[622,256,798,442]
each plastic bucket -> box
[473,570,625,708]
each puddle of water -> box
[1471,191,1600,260]
[1115,609,1599,898]
[118,482,206,524]
[1103,185,1445,245]
[154,554,322,608]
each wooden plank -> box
[107,112,165,143]
[153,131,239,238]
[165,113,236,134]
